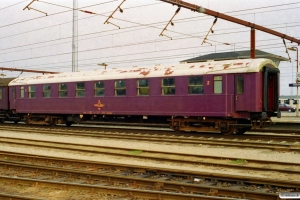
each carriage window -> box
[43,84,51,98]
[237,76,244,94]
[28,86,36,98]
[59,84,68,97]
[12,87,16,99]
[188,77,203,94]
[76,82,85,97]
[0,88,2,99]
[214,76,222,94]
[137,79,149,96]
[162,78,175,95]
[115,80,126,96]
[94,81,105,96]
[20,86,24,98]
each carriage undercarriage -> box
[168,115,273,135]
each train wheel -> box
[221,124,234,135]
[0,118,4,123]
[50,119,57,126]
[13,120,19,124]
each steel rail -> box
[0,126,299,152]
[3,122,300,142]
[0,152,290,199]
[0,137,299,188]
[0,177,243,200]
[4,120,300,140]
[0,192,41,200]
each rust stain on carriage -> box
[140,71,150,76]
[224,66,229,69]
[200,65,205,68]
[190,66,195,68]
[164,68,174,75]
[94,100,105,110]
[233,63,243,65]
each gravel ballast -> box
[0,130,299,179]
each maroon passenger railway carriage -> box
[1,58,280,135]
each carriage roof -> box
[9,58,278,86]
[0,78,16,87]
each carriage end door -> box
[235,75,247,111]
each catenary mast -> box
[72,0,78,72]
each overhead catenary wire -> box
[0,2,162,43]
[2,38,293,71]
[0,0,299,77]
[23,44,294,72]
[1,7,299,55]
[0,0,29,11]
[0,0,298,43]
[1,20,298,63]
[1,25,297,66]
[0,0,120,29]
[9,37,294,71]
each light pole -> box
[287,46,299,116]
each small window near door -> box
[20,86,25,98]
[237,76,244,94]
[214,76,222,94]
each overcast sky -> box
[0,0,299,95]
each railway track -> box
[0,124,299,199]
[0,125,300,152]
[0,151,297,200]
[1,135,300,182]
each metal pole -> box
[72,0,78,72]
[296,48,299,116]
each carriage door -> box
[263,67,279,111]
[9,87,17,110]
[0,87,3,109]
[235,75,247,111]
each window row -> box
[15,77,205,99]
[11,75,243,99]
[1,75,245,100]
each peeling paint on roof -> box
[8,58,278,86]
[140,71,150,76]
[164,68,174,76]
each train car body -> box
[8,58,280,134]
[0,78,18,123]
